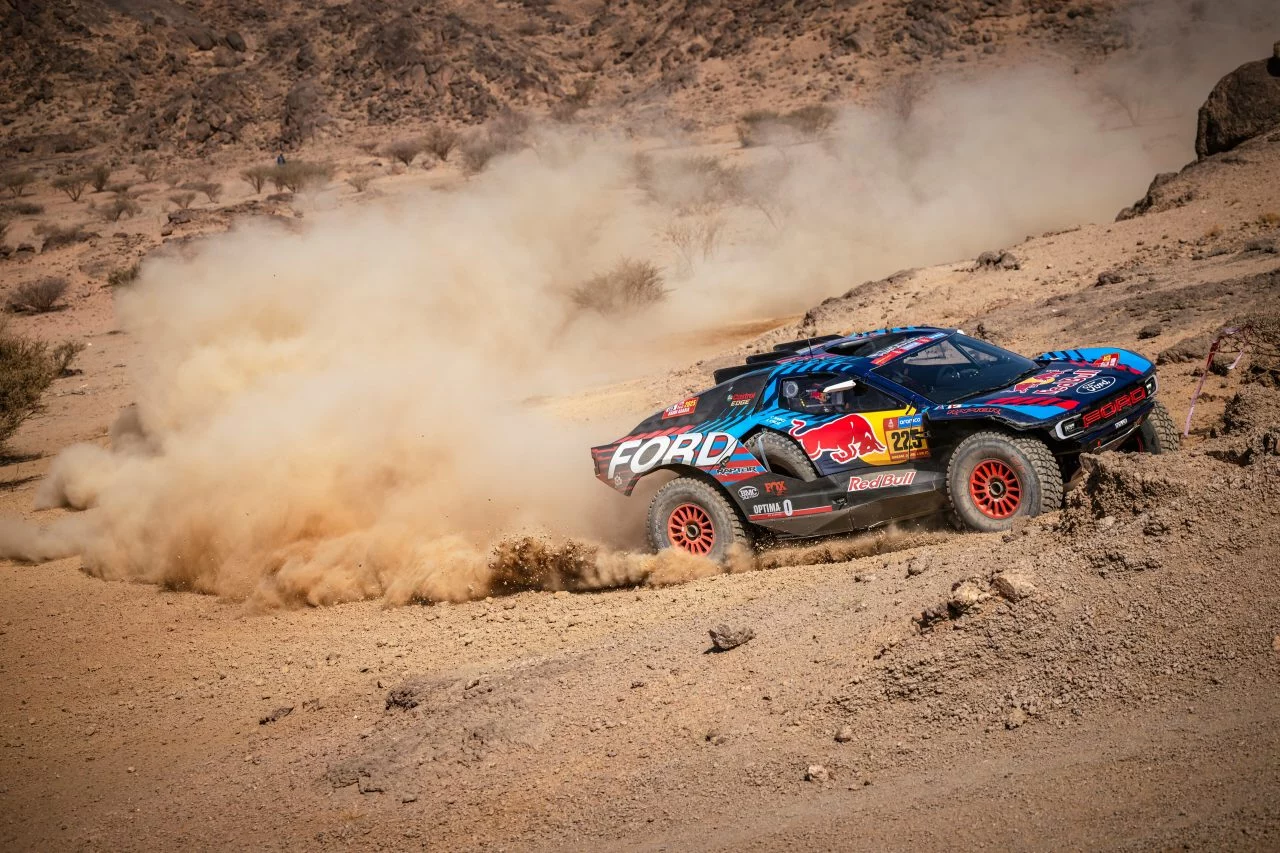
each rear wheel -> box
[946,432,1064,532]
[746,431,819,481]
[1121,400,1180,454]
[648,477,753,561]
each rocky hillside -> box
[1,0,1127,156]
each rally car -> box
[590,326,1179,560]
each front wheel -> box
[647,477,753,561]
[1121,400,1180,454]
[946,432,1064,533]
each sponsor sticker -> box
[607,431,738,480]
[764,480,787,496]
[1077,376,1116,394]
[883,413,923,431]
[1093,352,1121,368]
[661,397,698,419]
[738,486,760,500]
[1013,369,1100,396]
[729,393,756,407]
[848,470,917,492]
[788,414,886,465]
[752,500,794,518]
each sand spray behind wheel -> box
[0,58,1232,606]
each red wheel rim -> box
[968,459,1022,519]
[667,503,716,556]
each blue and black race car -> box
[590,326,1178,559]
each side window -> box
[780,374,901,416]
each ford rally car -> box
[590,326,1179,560]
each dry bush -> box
[105,182,133,195]
[2,171,35,198]
[422,126,459,163]
[107,262,140,288]
[354,141,380,156]
[0,215,10,243]
[137,157,161,182]
[346,173,374,193]
[550,78,596,123]
[240,165,273,194]
[34,222,90,251]
[185,181,222,203]
[737,106,836,147]
[95,194,141,222]
[640,155,742,211]
[89,164,112,193]
[0,326,83,450]
[271,161,331,193]
[570,259,667,316]
[1260,211,1280,227]
[2,201,43,216]
[459,134,522,175]
[1204,224,1223,239]
[52,174,89,202]
[663,216,725,272]
[169,191,196,210]
[383,138,425,167]
[6,277,69,313]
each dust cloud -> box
[0,56,1216,606]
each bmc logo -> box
[738,486,760,500]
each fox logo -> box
[1012,371,1060,394]
[788,415,886,465]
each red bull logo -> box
[1012,371,1062,394]
[788,415,886,465]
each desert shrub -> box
[346,173,374,192]
[1260,211,1280,227]
[137,156,161,182]
[640,155,741,211]
[422,126,459,162]
[737,106,836,147]
[0,215,10,242]
[107,262,141,288]
[104,182,133,195]
[459,132,527,175]
[185,181,222,203]
[89,163,112,193]
[664,215,724,271]
[550,78,596,123]
[383,138,425,167]
[0,327,83,450]
[34,222,90,251]
[52,174,89,202]
[570,259,667,316]
[1,170,35,198]
[240,165,273,194]
[6,277,69,313]
[787,104,837,138]
[95,195,141,222]
[2,201,43,216]
[271,161,331,193]
[169,192,196,209]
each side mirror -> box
[822,379,857,394]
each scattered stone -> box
[835,726,855,743]
[1004,708,1027,729]
[1095,269,1126,286]
[991,571,1037,603]
[1196,48,1280,158]
[1272,634,1280,653]
[905,555,928,577]
[258,706,293,725]
[225,31,247,52]
[187,28,217,51]
[15,243,35,254]
[949,579,985,613]
[1137,323,1162,340]
[805,764,831,783]
[975,250,1021,271]
[400,793,418,804]
[709,624,754,652]
[1242,237,1277,254]
[357,772,385,794]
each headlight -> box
[1053,415,1083,440]
[1144,374,1158,397]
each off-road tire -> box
[747,431,819,481]
[648,477,752,561]
[946,431,1064,533]
[1127,400,1180,454]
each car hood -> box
[930,348,1153,425]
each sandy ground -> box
[3,49,1280,853]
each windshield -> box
[872,334,1039,404]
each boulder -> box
[1195,48,1280,159]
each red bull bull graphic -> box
[1012,369,1100,396]
[788,415,886,465]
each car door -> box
[772,372,929,478]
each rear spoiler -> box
[714,334,845,384]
